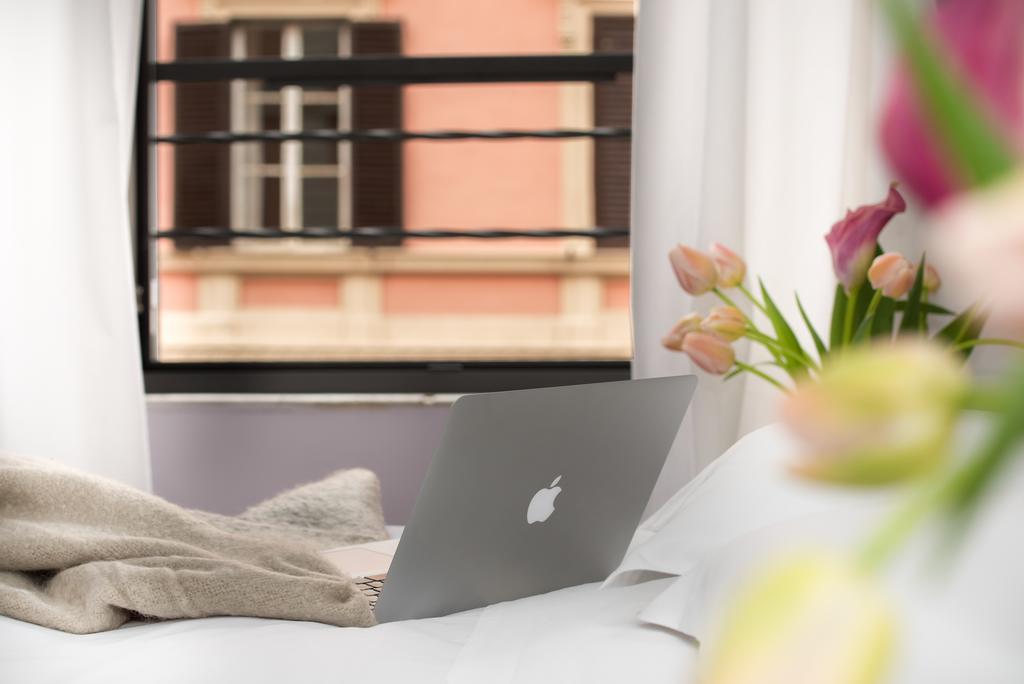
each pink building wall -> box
[156,0,629,322]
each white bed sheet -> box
[0,578,695,684]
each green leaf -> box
[898,260,928,335]
[894,301,954,316]
[795,293,828,360]
[830,284,848,349]
[723,367,743,381]
[759,279,809,377]
[936,305,988,359]
[852,311,875,343]
[872,296,897,338]
[851,280,877,332]
[882,0,1016,188]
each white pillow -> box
[606,423,899,587]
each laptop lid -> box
[374,375,696,623]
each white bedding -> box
[0,577,695,684]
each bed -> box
[0,577,695,684]
[3,422,1022,683]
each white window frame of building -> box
[229,20,354,235]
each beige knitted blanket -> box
[0,453,389,634]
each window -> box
[139,0,634,393]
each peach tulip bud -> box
[702,306,746,342]
[702,552,895,684]
[669,245,718,295]
[662,313,703,351]
[710,243,746,288]
[867,252,915,298]
[781,341,966,485]
[923,264,942,294]
[682,331,735,375]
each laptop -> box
[322,375,696,622]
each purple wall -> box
[148,400,451,524]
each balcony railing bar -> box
[152,53,633,85]
[152,127,631,145]
[155,227,629,241]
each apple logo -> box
[526,475,563,524]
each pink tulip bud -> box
[867,252,915,298]
[682,331,736,375]
[669,245,718,295]
[701,306,746,342]
[710,243,746,288]
[662,313,703,351]
[923,264,942,294]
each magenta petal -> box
[880,0,1024,208]
[825,185,907,292]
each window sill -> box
[146,393,461,406]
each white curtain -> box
[0,0,150,489]
[633,0,904,514]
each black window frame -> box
[135,1,633,394]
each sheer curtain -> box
[0,0,150,489]
[633,0,900,514]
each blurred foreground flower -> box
[702,553,894,684]
[932,168,1024,336]
[880,0,1024,208]
[826,185,907,293]
[669,245,718,295]
[782,342,967,485]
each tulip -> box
[931,168,1024,335]
[702,306,746,342]
[661,313,703,351]
[669,245,718,295]
[825,185,907,293]
[682,331,735,375]
[867,252,915,298]
[880,0,1024,208]
[702,552,895,684]
[923,264,941,294]
[781,341,966,485]
[710,243,746,288]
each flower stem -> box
[745,328,820,372]
[712,287,743,312]
[842,283,861,345]
[864,289,883,322]
[713,287,777,342]
[737,283,770,317]
[732,361,789,393]
[952,338,1024,352]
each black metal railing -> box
[146,53,633,244]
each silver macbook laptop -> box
[323,375,696,622]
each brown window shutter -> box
[173,23,231,248]
[592,16,634,248]
[351,22,404,247]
